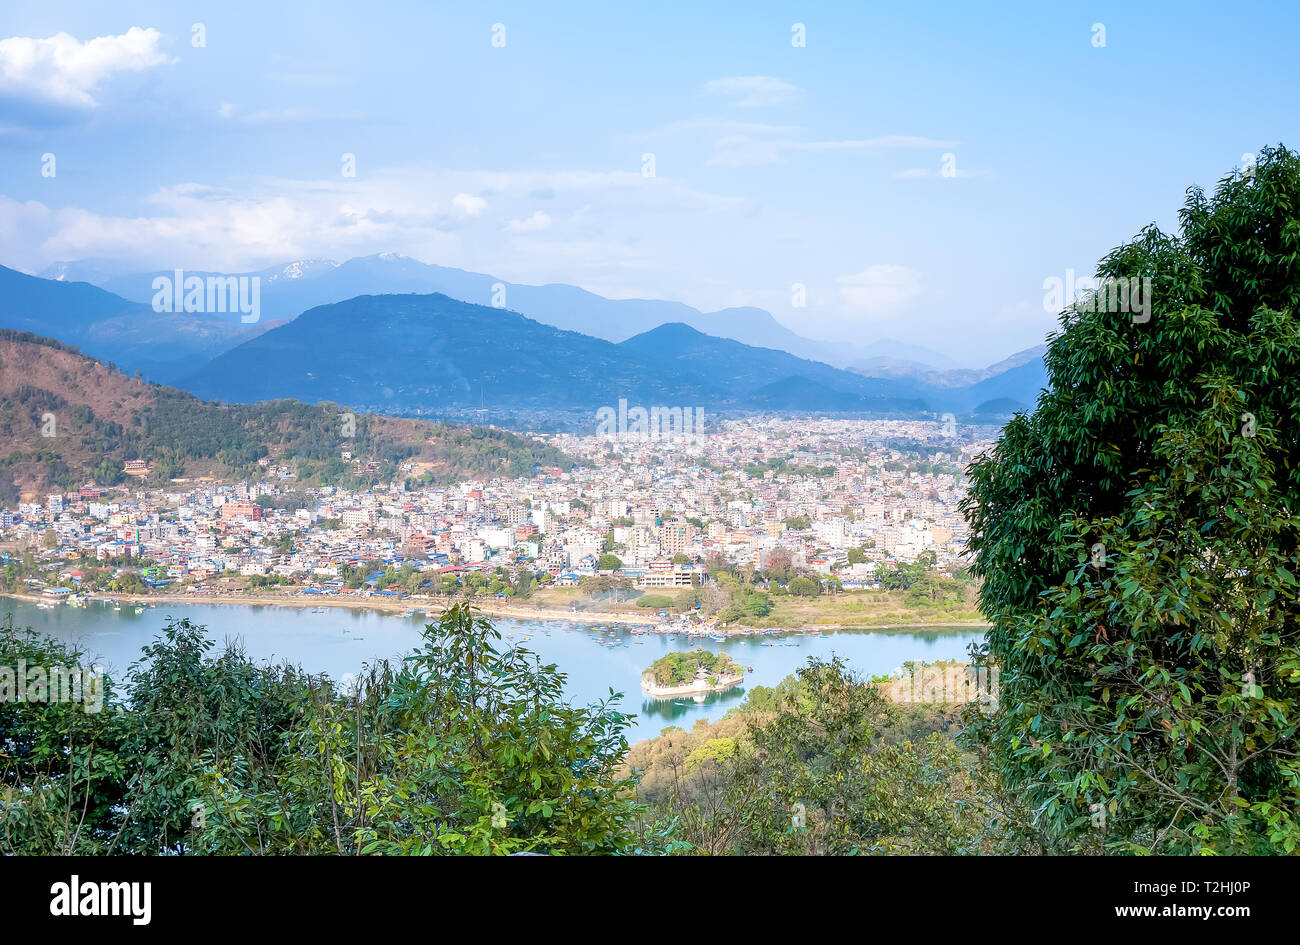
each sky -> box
[0,0,1297,366]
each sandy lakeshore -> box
[1,590,990,635]
[0,589,653,626]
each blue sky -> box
[1,0,1297,365]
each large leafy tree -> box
[962,145,1300,853]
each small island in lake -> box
[641,649,745,698]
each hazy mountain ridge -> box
[0,265,275,383]
[849,343,1048,389]
[179,294,922,414]
[7,262,1049,418]
[47,253,962,370]
[178,293,1037,418]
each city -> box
[2,417,989,626]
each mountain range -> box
[178,292,1042,417]
[178,294,932,415]
[41,253,965,371]
[9,258,1051,420]
[0,265,274,383]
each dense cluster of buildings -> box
[1,418,995,592]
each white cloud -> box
[452,193,486,216]
[505,210,551,233]
[892,166,982,180]
[0,165,748,300]
[0,27,174,108]
[237,106,365,124]
[703,121,803,167]
[704,76,797,107]
[729,133,957,167]
[650,120,957,168]
[800,134,955,153]
[837,265,924,320]
[265,71,335,85]
[217,103,238,119]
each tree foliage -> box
[1,606,647,855]
[962,145,1300,854]
[625,658,1024,855]
[646,650,741,687]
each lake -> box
[2,597,986,741]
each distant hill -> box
[10,260,1051,420]
[850,344,1047,390]
[747,376,925,412]
[949,356,1049,413]
[178,295,936,416]
[0,265,273,383]
[95,259,341,324]
[850,338,960,369]
[673,306,852,364]
[61,253,960,369]
[618,323,929,409]
[180,293,717,410]
[39,259,126,286]
[0,330,570,503]
[967,397,1030,421]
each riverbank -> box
[0,590,989,636]
[0,590,653,626]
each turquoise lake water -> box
[2,597,986,741]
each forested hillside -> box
[0,330,569,501]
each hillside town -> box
[0,417,995,601]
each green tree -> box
[116,618,307,854]
[788,576,818,597]
[647,650,740,686]
[512,566,535,598]
[638,658,1003,855]
[0,620,130,854]
[962,145,1300,855]
[198,604,643,854]
[1,608,649,855]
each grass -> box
[531,584,985,628]
[751,589,984,628]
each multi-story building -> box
[639,558,697,588]
[660,519,693,556]
[221,501,264,522]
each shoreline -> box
[0,591,989,635]
[641,672,745,699]
[0,590,651,626]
